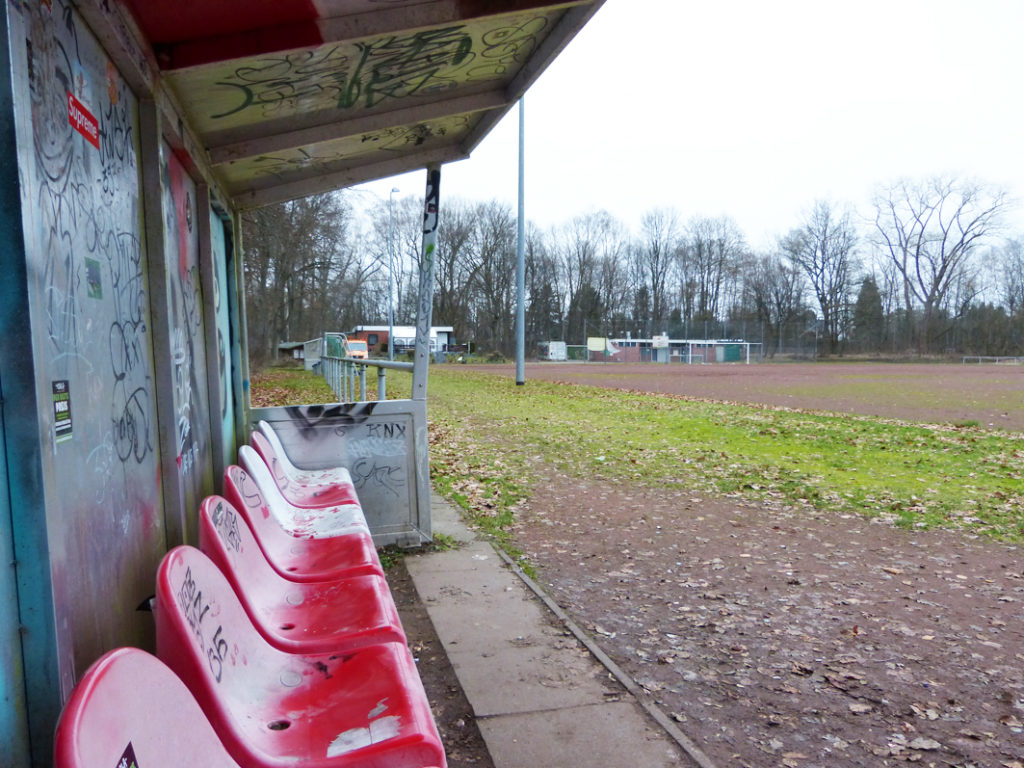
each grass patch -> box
[418,368,1024,543]
[248,365,1024,551]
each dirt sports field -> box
[488,361,1024,431]
[463,361,1024,767]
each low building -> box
[610,338,761,363]
[349,325,455,356]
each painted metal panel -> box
[0,383,29,768]
[160,143,216,531]
[252,401,430,546]
[0,6,33,763]
[164,11,554,135]
[79,0,605,209]
[4,1,166,760]
[215,113,475,190]
[210,208,237,472]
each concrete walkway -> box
[405,495,709,768]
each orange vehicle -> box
[344,338,368,359]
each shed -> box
[0,1,605,762]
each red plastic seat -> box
[155,546,447,768]
[199,495,405,654]
[252,423,360,508]
[223,465,382,582]
[239,444,368,537]
[55,647,240,768]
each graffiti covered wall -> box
[10,0,164,694]
[256,402,426,543]
[161,144,215,528]
[210,208,237,471]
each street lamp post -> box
[388,187,399,361]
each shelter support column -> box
[411,165,440,542]
[412,166,440,402]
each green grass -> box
[415,368,1024,542]
[250,365,1024,545]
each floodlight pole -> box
[515,96,526,385]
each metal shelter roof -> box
[82,0,604,209]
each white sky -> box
[362,0,1024,252]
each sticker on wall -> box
[67,91,100,150]
[85,257,103,299]
[52,380,72,443]
[116,742,139,768]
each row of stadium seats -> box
[55,422,446,768]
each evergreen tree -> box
[851,276,884,352]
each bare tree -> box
[433,198,481,345]
[744,252,806,356]
[872,176,1009,352]
[679,216,746,337]
[994,237,1024,315]
[242,192,354,361]
[467,201,517,354]
[555,211,621,342]
[524,224,563,347]
[781,200,858,355]
[637,208,682,333]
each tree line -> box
[242,175,1024,363]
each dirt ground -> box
[408,361,1024,766]
[513,475,1024,767]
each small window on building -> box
[367,334,379,346]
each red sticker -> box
[67,92,100,150]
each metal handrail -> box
[320,355,413,403]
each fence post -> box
[378,367,387,400]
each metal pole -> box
[515,96,526,385]
[412,166,440,402]
[389,187,399,361]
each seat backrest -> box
[251,429,359,508]
[223,465,381,581]
[250,429,293,491]
[239,445,368,537]
[256,419,301,476]
[200,494,406,655]
[155,546,446,768]
[258,418,355,485]
[198,494,278,608]
[55,647,240,768]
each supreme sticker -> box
[67,91,99,150]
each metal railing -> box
[320,355,414,403]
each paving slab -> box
[476,703,685,768]
[447,642,615,717]
[405,495,693,767]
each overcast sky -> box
[363,0,1024,251]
